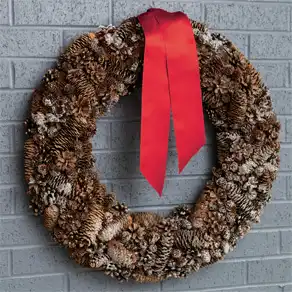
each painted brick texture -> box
[0,0,291,292]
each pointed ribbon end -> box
[178,142,205,174]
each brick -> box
[0,156,23,184]
[14,60,56,89]
[281,231,292,254]
[220,33,247,54]
[280,147,292,171]
[271,175,287,200]
[284,285,292,292]
[253,62,289,88]
[290,63,292,86]
[0,0,9,24]
[206,3,288,31]
[279,117,286,143]
[0,217,52,245]
[286,119,292,143]
[94,145,215,179]
[92,122,111,150]
[250,34,292,59]
[248,258,292,284]
[0,91,31,121]
[0,60,10,88]
[113,0,150,25]
[112,177,209,207]
[256,202,292,228]
[14,0,109,25]
[111,116,215,150]
[70,271,161,292]
[14,123,25,153]
[111,121,140,150]
[0,28,61,57]
[94,151,140,179]
[0,125,13,152]
[0,187,14,214]
[225,231,279,259]
[63,29,99,47]
[270,90,292,115]
[0,250,9,277]
[15,184,30,214]
[111,120,179,150]
[12,246,81,275]
[0,275,65,292]
[167,145,216,176]
[152,1,201,20]
[106,92,141,119]
[248,0,292,1]
[162,262,245,290]
[211,287,282,292]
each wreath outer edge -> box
[23,16,281,283]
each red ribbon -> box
[138,8,205,196]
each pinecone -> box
[172,205,191,218]
[113,202,129,214]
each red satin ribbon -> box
[138,8,205,196]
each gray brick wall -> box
[0,0,291,291]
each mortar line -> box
[109,0,113,25]
[251,226,292,232]
[65,273,70,292]
[9,250,12,276]
[245,261,249,285]
[212,29,291,34]
[0,272,66,279]
[8,0,14,26]
[251,59,292,64]
[0,88,32,93]
[178,282,292,292]
[0,56,57,61]
[11,121,16,154]
[279,230,283,254]
[288,3,292,31]
[0,24,291,34]
[285,118,288,143]
[223,254,292,263]
[288,62,291,88]
[0,243,57,250]
[247,34,251,59]
[61,30,65,51]
[11,181,16,215]
[109,121,113,150]
[0,24,109,29]
[289,5,292,32]
[286,176,289,200]
[157,0,292,3]
[201,3,206,22]
[0,184,24,189]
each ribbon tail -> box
[154,10,206,173]
[138,11,171,196]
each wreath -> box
[24,15,280,283]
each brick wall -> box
[0,0,291,291]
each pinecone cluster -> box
[24,17,280,283]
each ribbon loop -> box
[138,8,205,196]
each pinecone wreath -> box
[24,16,280,283]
